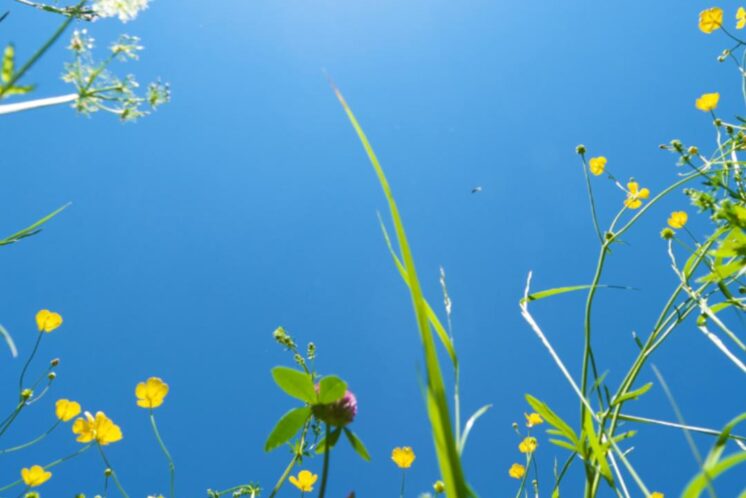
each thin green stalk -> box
[0,443,92,492]
[267,421,310,498]
[551,453,577,497]
[0,1,84,98]
[317,423,331,498]
[579,153,604,244]
[0,420,60,454]
[0,402,25,439]
[149,411,175,498]
[19,332,43,392]
[399,470,406,498]
[98,443,130,498]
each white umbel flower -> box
[93,0,150,22]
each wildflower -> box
[110,34,143,60]
[433,480,445,493]
[508,463,526,479]
[518,436,538,453]
[738,7,746,29]
[699,7,723,33]
[72,411,123,445]
[667,211,688,229]
[650,493,664,498]
[524,412,543,427]
[21,466,51,487]
[36,310,62,333]
[391,446,416,468]
[588,156,607,176]
[288,470,317,493]
[56,399,82,422]
[92,0,149,22]
[312,390,357,427]
[624,181,650,209]
[660,228,675,240]
[695,92,720,112]
[69,29,94,53]
[135,377,169,409]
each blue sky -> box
[1,0,745,496]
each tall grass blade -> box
[332,84,471,497]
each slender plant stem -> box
[0,443,92,492]
[19,332,43,393]
[0,420,60,454]
[0,93,78,114]
[98,443,130,498]
[267,421,309,498]
[317,423,331,498]
[0,1,85,98]
[399,470,406,498]
[150,411,175,498]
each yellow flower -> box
[135,377,169,409]
[624,181,650,209]
[289,470,318,492]
[508,463,526,479]
[21,466,51,487]
[588,156,607,176]
[667,211,688,229]
[695,92,720,112]
[738,7,746,29]
[524,412,544,428]
[72,411,123,445]
[699,7,723,33]
[391,446,416,468]
[55,399,81,422]
[35,310,62,333]
[649,493,664,498]
[518,436,538,453]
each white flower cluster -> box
[92,0,150,23]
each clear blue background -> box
[1,1,745,496]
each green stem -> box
[579,153,604,244]
[97,443,130,498]
[399,470,406,498]
[0,1,85,98]
[19,332,44,393]
[0,420,60,454]
[149,411,175,498]
[317,423,331,498]
[268,421,309,498]
[0,443,91,492]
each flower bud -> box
[433,480,446,494]
[50,358,60,367]
[687,146,699,155]
[21,388,33,400]
[48,372,57,380]
[660,228,675,240]
[104,468,113,477]
[575,144,586,155]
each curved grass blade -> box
[0,202,70,246]
[332,82,471,497]
[0,323,17,358]
[458,404,491,455]
[519,284,634,305]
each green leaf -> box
[332,84,472,498]
[611,382,653,406]
[343,428,371,461]
[0,203,70,247]
[582,412,613,484]
[458,404,492,455]
[519,284,634,305]
[2,44,13,83]
[682,451,746,498]
[315,427,342,454]
[525,394,580,448]
[549,438,578,452]
[271,366,316,404]
[264,406,310,452]
[317,375,347,404]
[698,259,745,283]
[704,412,746,469]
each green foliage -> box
[271,366,316,404]
[264,406,310,452]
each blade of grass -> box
[331,83,471,497]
